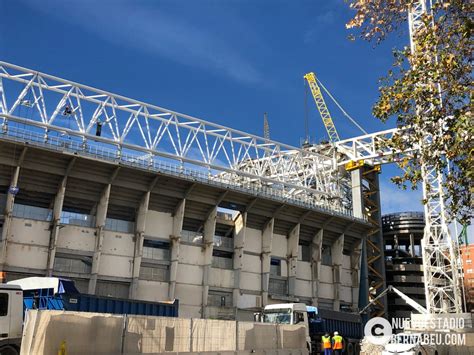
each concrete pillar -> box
[88,184,111,294]
[287,224,300,297]
[169,199,185,300]
[129,191,150,299]
[46,158,75,277]
[201,207,217,317]
[46,177,67,276]
[350,239,362,310]
[332,233,344,311]
[261,218,274,306]
[233,212,246,308]
[311,229,323,306]
[351,169,364,219]
[0,147,27,268]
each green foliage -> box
[346,0,473,224]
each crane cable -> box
[315,77,368,135]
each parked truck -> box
[0,277,179,355]
[259,303,362,355]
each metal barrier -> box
[0,125,363,221]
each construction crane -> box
[336,0,464,315]
[263,112,270,140]
[304,74,386,318]
[360,285,429,315]
[304,72,368,145]
[304,72,340,143]
[303,1,464,317]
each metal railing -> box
[0,124,364,221]
[139,265,169,282]
[53,256,92,274]
[12,204,52,222]
[181,230,204,244]
[213,235,233,249]
[211,256,233,270]
[142,246,170,261]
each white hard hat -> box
[334,331,339,335]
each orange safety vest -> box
[332,335,343,350]
[321,336,331,349]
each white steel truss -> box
[0,61,352,215]
[334,127,416,166]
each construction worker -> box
[321,332,332,355]
[332,331,344,355]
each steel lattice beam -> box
[0,61,356,217]
[334,127,416,166]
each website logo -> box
[364,317,392,345]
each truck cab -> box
[261,303,314,353]
[0,284,24,355]
[260,303,362,355]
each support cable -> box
[315,77,368,135]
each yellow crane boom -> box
[304,72,340,143]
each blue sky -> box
[0,0,428,216]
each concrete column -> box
[350,239,362,310]
[201,207,217,317]
[331,233,344,311]
[46,177,67,276]
[46,158,75,277]
[233,212,246,308]
[261,218,274,306]
[88,184,111,294]
[0,147,27,268]
[129,191,151,299]
[169,199,185,300]
[287,224,300,297]
[311,229,323,306]
[351,169,364,219]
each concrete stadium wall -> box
[145,210,173,239]
[3,214,360,318]
[176,242,205,318]
[100,231,135,279]
[57,225,96,252]
[8,218,50,270]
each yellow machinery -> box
[304,72,340,143]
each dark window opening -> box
[321,246,332,266]
[142,239,170,260]
[212,250,233,269]
[0,293,8,316]
[270,258,281,276]
[298,241,311,262]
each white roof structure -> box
[264,303,308,312]
[8,277,65,294]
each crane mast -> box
[408,0,463,314]
[304,72,340,143]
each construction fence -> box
[20,310,308,355]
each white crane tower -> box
[337,0,463,314]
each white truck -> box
[259,303,363,355]
[0,284,24,355]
